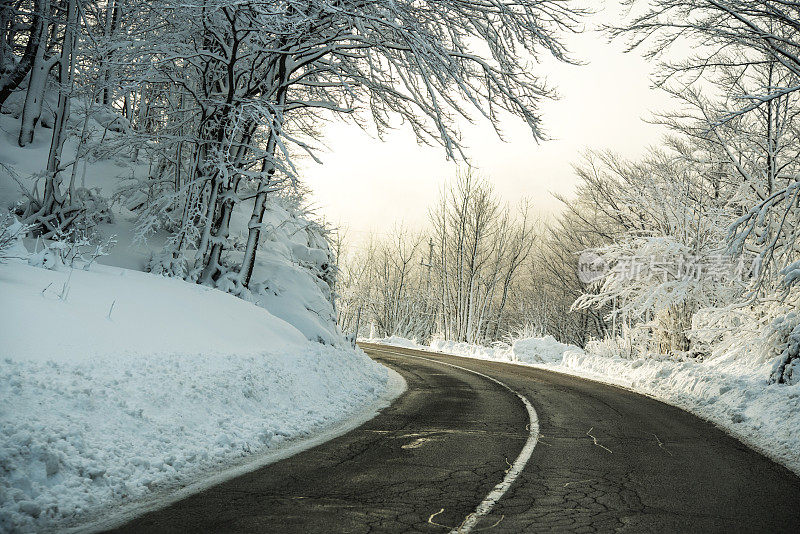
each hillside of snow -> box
[0,105,341,347]
[0,258,402,532]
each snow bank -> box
[389,335,582,365]
[430,339,502,359]
[0,261,398,532]
[366,336,427,350]
[242,197,340,346]
[511,336,577,364]
[371,335,800,475]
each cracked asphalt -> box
[104,343,800,533]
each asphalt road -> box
[104,343,800,533]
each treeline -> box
[337,170,608,347]
[579,0,800,384]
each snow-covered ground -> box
[0,108,342,348]
[370,335,800,475]
[0,257,403,532]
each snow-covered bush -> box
[113,156,186,245]
[769,317,800,385]
[16,178,115,239]
[686,296,800,385]
[575,235,749,355]
[583,324,652,360]
[505,322,546,344]
[27,230,115,271]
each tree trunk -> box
[238,59,287,288]
[41,0,78,217]
[199,117,258,284]
[0,0,43,111]
[18,0,53,147]
[99,0,119,105]
[199,184,237,284]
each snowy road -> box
[102,343,800,533]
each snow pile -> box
[367,335,427,349]
[371,334,800,474]
[240,196,340,346]
[371,335,579,364]
[430,339,505,360]
[0,260,398,532]
[511,335,578,364]
[384,335,582,366]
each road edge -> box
[66,366,407,534]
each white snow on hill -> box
[0,108,341,348]
[0,258,402,533]
[371,335,800,475]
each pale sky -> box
[300,3,675,241]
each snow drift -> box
[511,336,575,364]
[0,259,399,532]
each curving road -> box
[103,343,800,533]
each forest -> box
[335,1,800,386]
[1,1,798,381]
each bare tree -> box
[429,170,536,343]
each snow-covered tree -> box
[616,0,800,292]
[430,170,535,343]
[567,149,747,354]
[108,0,585,297]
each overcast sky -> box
[299,3,675,241]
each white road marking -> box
[371,347,540,534]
